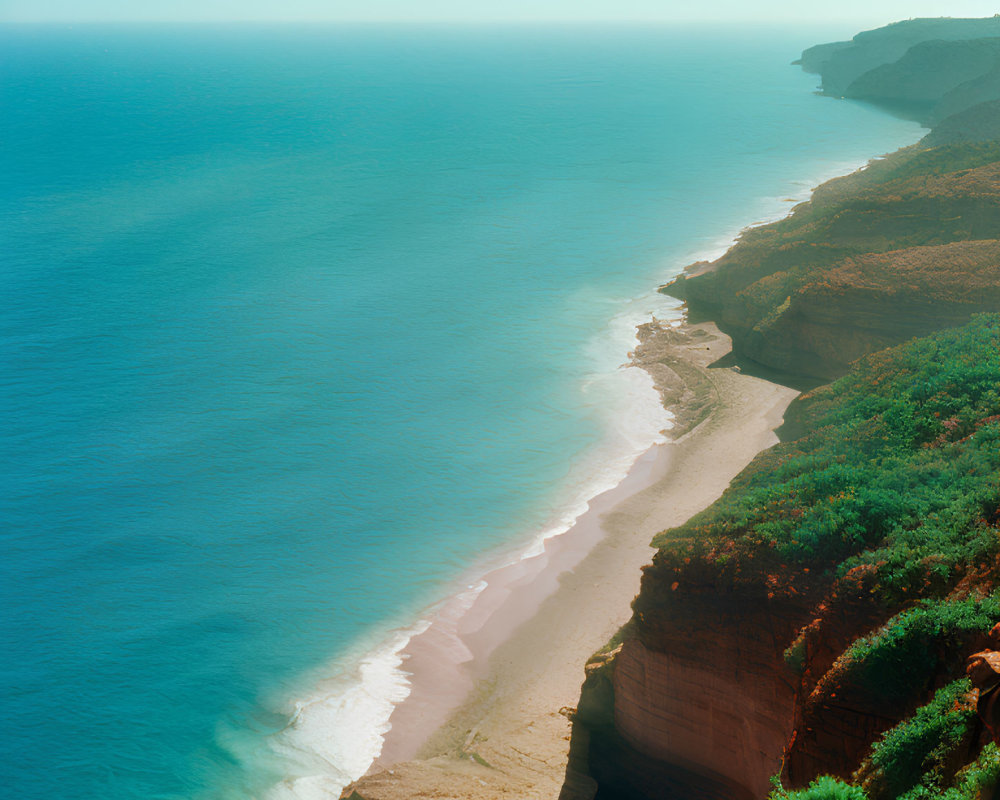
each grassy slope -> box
[665,142,1000,379]
[640,317,1000,799]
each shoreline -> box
[289,109,926,800]
[359,148,903,771]
[342,321,799,799]
[265,119,926,800]
[296,147,924,800]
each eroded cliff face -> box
[563,560,822,800]
[566,558,1000,800]
[611,594,801,797]
[735,239,1000,378]
[570,552,893,798]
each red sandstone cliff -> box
[611,606,798,797]
[563,550,1000,800]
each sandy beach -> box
[342,320,799,800]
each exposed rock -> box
[628,321,721,438]
[967,624,1000,744]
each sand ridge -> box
[342,321,799,800]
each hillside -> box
[665,17,1000,382]
[564,314,1000,800]
[565,317,1000,800]
[846,38,1000,123]
[562,18,1000,800]
[674,16,1000,385]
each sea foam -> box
[262,621,430,799]
[258,289,685,796]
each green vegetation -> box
[938,742,1000,800]
[858,679,977,799]
[845,38,1000,122]
[769,775,868,800]
[784,632,808,675]
[767,721,1000,800]
[846,600,1000,701]
[729,140,1000,241]
[638,316,1000,797]
[650,315,1000,607]
[575,20,1000,800]
[925,101,1000,147]
[769,744,1000,800]
[665,145,1000,379]
[666,15,1000,381]
[810,141,1000,199]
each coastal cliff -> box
[666,16,1000,382]
[565,18,1000,800]
[796,17,1000,101]
[665,144,1000,381]
[565,316,1000,800]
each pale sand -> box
[343,321,799,800]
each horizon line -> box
[0,15,969,26]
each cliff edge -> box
[564,18,1000,800]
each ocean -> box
[0,23,921,799]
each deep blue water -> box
[1,24,920,799]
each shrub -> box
[858,679,977,798]
[651,315,1000,606]
[844,596,1000,701]
[770,775,869,800]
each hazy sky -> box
[3,0,1000,25]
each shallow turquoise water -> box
[0,23,920,799]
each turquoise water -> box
[1,24,920,799]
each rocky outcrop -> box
[591,559,904,796]
[566,559,1000,799]
[562,605,793,800]
[967,624,1000,744]
[628,322,719,438]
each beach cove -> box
[342,321,799,799]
